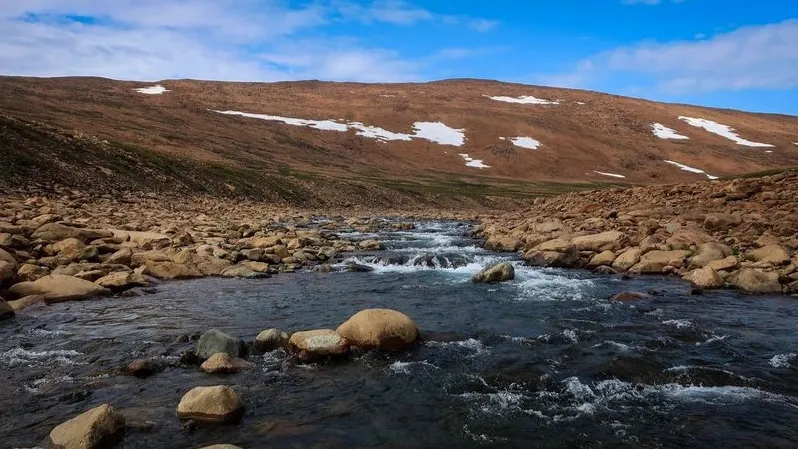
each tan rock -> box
[336,309,420,351]
[106,248,133,266]
[689,243,734,269]
[471,262,515,283]
[200,353,254,374]
[289,329,349,361]
[588,250,617,268]
[707,256,740,272]
[523,249,579,268]
[176,385,244,424]
[17,263,50,282]
[95,272,149,291]
[685,266,724,289]
[255,329,289,351]
[7,274,111,303]
[571,231,626,252]
[485,236,522,252]
[173,249,232,276]
[53,237,86,254]
[249,236,282,248]
[746,245,791,266]
[358,239,383,251]
[32,223,113,244]
[130,250,171,267]
[731,268,782,294]
[241,261,270,273]
[535,238,572,253]
[703,213,742,231]
[630,250,691,274]
[47,404,125,449]
[141,261,202,280]
[612,248,642,271]
[665,228,715,251]
[9,294,45,311]
[0,260,15,287]
[221,265,269,278]
[111,230,171,249]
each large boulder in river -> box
[200,353,254,374]
[255,329,289,351]
[336,309,420,351]
[571,231,626,252]
[176,385,244,424]
[684,266,724,289]
[7,274,111,303]
[47,404,125,449]
[471,263,515,283]
[32,223,113,244]
[196,329,246,360]
[288,329,349,361]
[730,269,782,294]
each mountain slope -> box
[1,76,796,204]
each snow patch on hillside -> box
[593,171,626,178]
[485,95,559,105]
[664,160,718,179]
[459,154,490,169]
[505,137,541,150]
[678,117,773,147]
[134,85,169,95]
[212,111,466,147]
[652,123,689,140]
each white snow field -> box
[458,154,490,169]
[593,171,626,178]
[212,111,466,147]
[664,160,718,180]
[485,95,559,105]
[134,85,169,95]
[678,117,773,147]
[502,136,541,150]
[652,123,689,140]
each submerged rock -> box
[177,386,244,424]
[337,309,419,351]
[196,329,246,361]
[288,329,349,361]
[200,353,254,374]
[47,404,125,449]
[609,291,650,301]
[685,266,724,289]
[126,358,165,378]
[346,263,374,273]
[255,329,289,352]
[471,262,515,283]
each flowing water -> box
[1,221,797,448]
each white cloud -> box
[622,0,687,5]
[469,19,499,32]
[536,19,798,94]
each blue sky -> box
[1,0,797,114]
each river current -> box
[1,220,796,448]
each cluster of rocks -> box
[41,308,419,449]
[474,171,798,295]
[0,191,422,315]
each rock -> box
[173,250,233,276]
[588,250,617,268]
[485,236,523,252]
[255,329,289,351]
[571,231,626,252]
[535,238,573,253]
[53,237,86,254]
[220,265,270,279]
[95,272,149,292]
[358,239,383,251]
[7,274,111,303]
[0,260,15,287]
[689,243,734,269]
[196,329,245,360]
[241,261,270,273]
[594,265,619,275]
[630,250,691,274]
[32,223,113,244]
[0,297,14,319]
[8,294,45,311]
[471,262,515,283]
[130,250,171,267]
[126,358,165,378]
[346,263,374,273]
[47,404,125,449]
[707,256,740,272]
[612,248,642,271]
[609,291,649,301]
[241,248,263,261]
[523,249,579,268]
[288,329,349,361]
[176,386,244,424]
[665,228,715,251]
[200,353,254,374]
[17,263,50,282]
[685,266,724,289]
[249,236,282,248]
[336,309,420,351]
[731,269,783,294]
[111,230,170,250]
[704,213,742,231]
[106,248,133,266]
[141,261,202,280]
[74,270,106,281]
[746,245,791,266]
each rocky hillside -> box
[475,170,798,295]
[1,76,797,207]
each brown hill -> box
[1,76,797,207]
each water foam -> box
[769,353,796,368]
[1,347,84,368]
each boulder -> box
[140,261,202,280]
[126,358,165,378]
[196,329,245,360]
[130,250,171,267]
[685,266,724,289]
[336,309,420,351]
[106,248,133,266]
[731,269,782,294]
[358,239,383,251]
[0,297,14,319]
[176,385,244,424]
[704,213,742,231]
[535,238,573,253]
[571,231,626,252]
[255,329,289,351]
[47,404,125,449]
[173,250,233,276]
[707,256,740,272]
[95,272,149,292]
[32,223,113,244]
[220,265,270,279]
[471,263,515,283]
[288,329,349,361]
[588,250,617,268]
[665,228,715,251]
[200,353,254,374]
[53,237,86,254]
[746,245,791,266]
[17,263,50,282]
[485,236,523,252]
[630,250,691,274]
[8,294,45,311]
[0,260,15,287]
[110,230,171,249]
[249,236,282,248]
[609,291,650,301]
[524,249,579,268]
[689,243,734,269]
[612,248,642,271]
[7,274,111,303]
